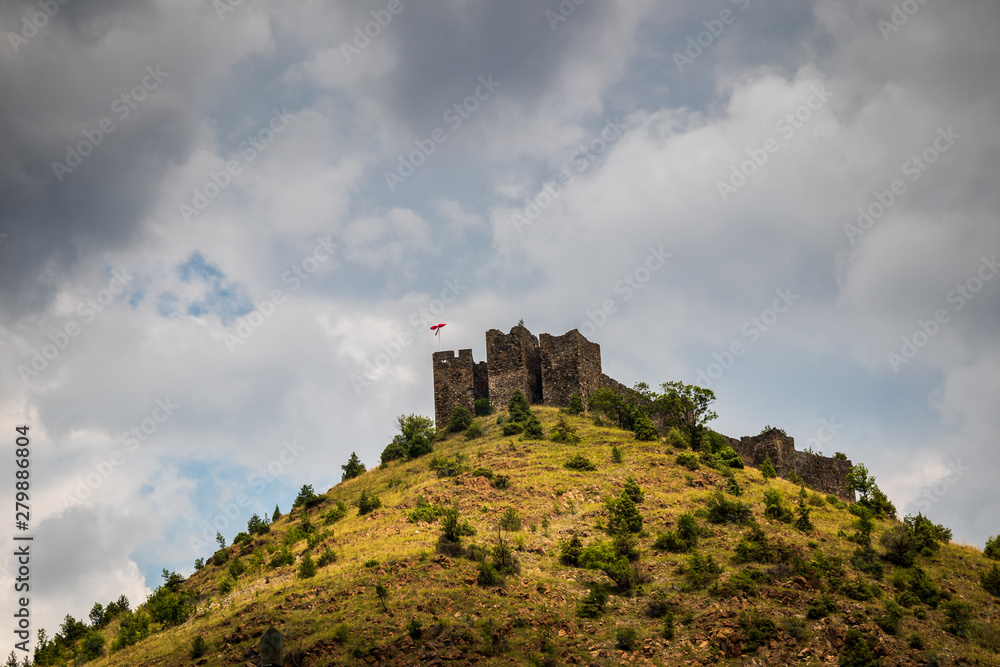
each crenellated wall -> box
[486,325,542,408]
[432,349,478,429]
[540,329,603,407]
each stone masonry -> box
[727,428,855,501]
[431,325,854,501]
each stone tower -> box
[432,349,476,429]
[540,329,602,407]
[485,325,542,409]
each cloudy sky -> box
[1,0,998,647]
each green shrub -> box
[838,628,879,667]
[567,392,585,415]
[364,558,380,568]
[907,633,924,650]
[560,533,583,566]
[577,585,609,618]
[985,535,1000,560]
[662,612,676,640]
[726,475,743,496]
[550,415,580,444]
[317,547,338,567]
[501,421,523,436]
[293,483,321,509]
[981,563,1000,597]
[842,576,880,602]
[877,599,903,635]
[145,584,195,627]
[298,553,316,579]
[332,623,350,643]
[190,635,207,659]
[763,488,793,523]
[684,551,723,589]
[713,569,760,597]
[675,452,699,471]
[217,576,235,594]
[110,611,149,652]
[943,600,975,639]
[610,445,623,463]
[357,489,382,515]
[738,611,777,653]
[606,492,643,534]
[464,422,484,440]
[430,453,469,477]
[521,415,544,439]
[474,397,494,416]
[665,427,689,449]
[409,496,446,523]
[759,454,777,480]
[623,476,644,504]
[706,491,754,525]
[407,617,423,639]
[633,414,659,441]
[806,594,838,619]
[615,626,638,651]
[212,548,228,566]
[499,507,522,531]
[78,629,106,663]
[491,474,511,490]
[227,557,246,580]
[382,414,435,463]
[439,507,476,543]
[794,497,814,532]
[653,530,688,553]
[324,500,348,524]
[733,526,776,564]
[564,454,597,471]
[247,513,271,536]
[508,389,532,421]
[476,561,504,587]
[905,566,941,607]
[447,406,474,433]
[268,547,294,569]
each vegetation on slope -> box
[10,388,1000,667]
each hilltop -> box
[17,402,1000,666]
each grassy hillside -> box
[32,407,1000,666]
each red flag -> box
[430,323,447,336]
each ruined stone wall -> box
[727,429,855,501]
[486,325,542,408]
[540,329,603,407]
[432,349,476,429]
[473,361,489,406]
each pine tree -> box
[341,452,366,481]
[760,454,777,480]
[272,504,281,521]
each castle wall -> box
[473,361,489,405]
[727,429,855,501]
[432,349,476,428]
[540,330,603,407]
[486,325,542,408]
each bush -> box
[806,594,838,619]
[499,507,522,531]
[943,600,975,639]
[341,452,366,481]
[663,612,676,640]
[560,533,584,566]
[842,577,880,602]
[712,569,760,598]
[623,476,644,504]
[675,452,699,471]
[610,445,623,463]
[759,454,777,480]
[407,617,423,639]
[78,629,105,663]
[409,496,446,524]
[293,483,322,509]
[577,585,609,618]
[733,525,776,564]
[653,531,688,553]
[738,611,777,653]
[430,454,469,477]
[110,611,149,652]
[794,497,814,532]
[440,507,476,544]
[228,557,246,580]
[606,492,643,535]
[981,563,1000,597]
[633,414,659,441]
[382,414,436,463]
[298,553,317,579]
[502,421,523,436]
[324,500,348,524]
[357,490,382,515]
[508,389,532,421]
[317,547,338,567]
[476,561,504,587]
[268,547,295,569]
[904,513,952,554]
[464,422,484,440]
[550,415,580,444]
[247,513,270,536]
[332,624,350,644]
[877,599,903,635]
[233,531,252,546]
[838,628,879,667]
[763,489,793,523]
[447,406,474,433]
[879,525,917,566]
[567,392,585,415]
[665,427,689,449]
[683,550,723,589]
[706,491,754,525]
[212,548,228,566]
[145,584,195,627]
[905,566,941,607]
[564,454,597,471]
[985,535,1000,560]
[190,635,208,659]
[615,626,638,651]
[474,398,494,416]
[521,414,544,439]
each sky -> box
[1,0,998,650]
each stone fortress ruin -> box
[433,324,853,501]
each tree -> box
[272,504,281,521]
[382,414,436,464]
[759,454,777,480]
[986,534,1000,560]
[341,452,366,481]
[298,553,316,579]
[507,389,532,422]
[247,513,270,536]
[215,532,226,549]
[89,602,106,628]
[293,484,321,508]
[566,392,585,415]
[654,381,717,444]
[606,491,643,535]
[847,464,896,519]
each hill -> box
[18,405,1000,666]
